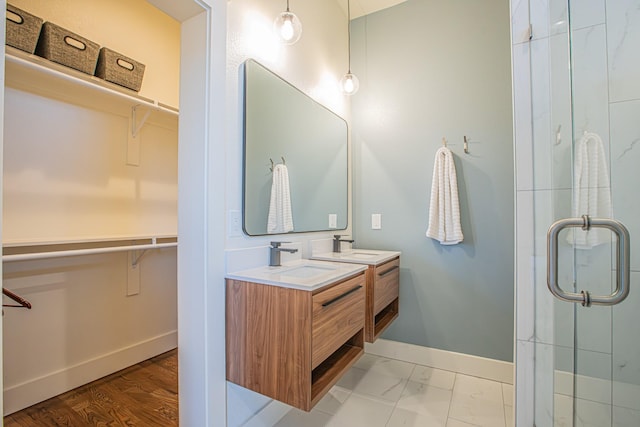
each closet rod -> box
[2,242,177,263]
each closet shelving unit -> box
[3,46,179,261]
[4,46,179,126]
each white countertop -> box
[225,259,368,291]
[310,249,401,266]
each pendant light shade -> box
[341,0,358,95]
[274,0,302,45]
[340,72,359,95]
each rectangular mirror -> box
[242,59,348,235]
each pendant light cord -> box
[347,0,352,74]
[286,0,290,13]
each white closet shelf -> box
[3,235,178,248]
[2,235,178,263]
[4,47,179,129]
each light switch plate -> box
[372,214,382,230]
[328,214,337,228]
[228,210,242,237]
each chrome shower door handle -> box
[547,215,631,307]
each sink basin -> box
[226,260,368,290]
[280,264,338,278]
[349,252,381,259]
[310,249,401,265]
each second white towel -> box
[426,147,463,245]
[568,131,612,249]
[267,163,294,234]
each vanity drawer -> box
[373,258,400,315]
[311,273,365,369]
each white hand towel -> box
[567,132,612,249]
[267,163,294,234]
[426,146,464,245]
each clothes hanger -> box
[3,288,32,309]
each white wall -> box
[350,0,514,363]
[3,89,177,242]
[2,0,179,414]
[224,0,350,424]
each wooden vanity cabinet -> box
[365,257,400,343]
[226,272,365,411]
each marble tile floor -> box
[275,353,514,427]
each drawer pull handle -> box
[378,265,399,277]
[321,285,362,307]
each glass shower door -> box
[534,1,640,426]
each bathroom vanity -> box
[226,260,367,411]
[310,250,401,343]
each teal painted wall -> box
[351,0,514,361]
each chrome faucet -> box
[269,242,298,267]
[333,235,354,253]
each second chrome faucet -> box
[333,235,354,253]
[269,241,298,267]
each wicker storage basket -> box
[35,22,99,75]
[95,47,145,92]
[6,4,43,53]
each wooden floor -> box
[4,349,178,426]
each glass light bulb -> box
[280,18,294,41]
[274,11,302,45]
[340,73,360,95]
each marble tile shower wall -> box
[513,0,640,425]
[609,0,640,408]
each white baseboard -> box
[365,338,514,384]
[3,330,178,416]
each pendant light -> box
[340,0,359,95]
[274,0,302,45]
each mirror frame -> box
[241,59,349,236]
